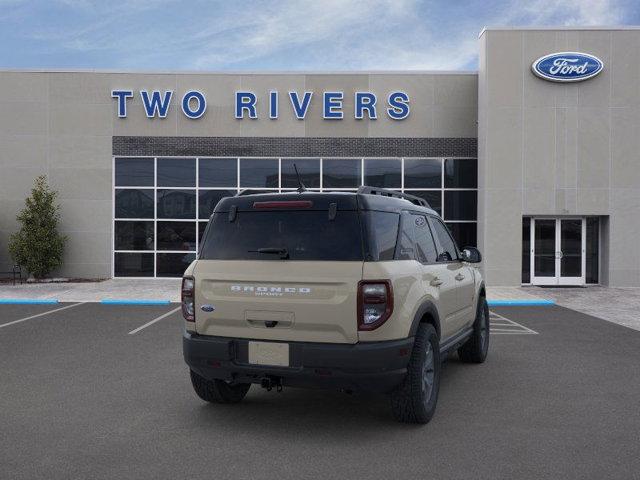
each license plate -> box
[248,341,289,367]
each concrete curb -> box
[0,299,59,304]
[488,299,555,306]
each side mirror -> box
[461,247,482,263]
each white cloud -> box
[10,0,632,70]
[511,0,623,26]
[188,0,629,70]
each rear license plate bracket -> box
[248,341,290,367]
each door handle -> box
[455,273,465,281]
[430,277,443,287]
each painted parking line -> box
[0,302,83,329]
[489,311,538,335]
[101,299,172,305]
[128,306,182,335]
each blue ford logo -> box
[532,52,603,83]
[200,304,215,312]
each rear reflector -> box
[253,201,313,209]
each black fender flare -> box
[478,280,486,299]
[408,301,441,339]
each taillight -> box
[181,276,195,322]
[357,280,393,331]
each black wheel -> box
[190,370,251,404]
[390,323,441,424]
[458,296,490,363]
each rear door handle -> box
[430,277,443,287]
[455,273,465,281]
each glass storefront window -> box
[113,156,478,277]
[115,158,154,186]
[157,158,196,187]
[522,217,531,283]
[281,159,320,188]
[114,221,154,250]
[199,158,237,187]
[586,217,599,284]
[404,159,441,188]
[198,221,209,245]
[404,190,441,215]
[323,159,361,188]
[115,189,154,218]
[114,252,154,277]
[444,191,477,221]
[240,158,278,188]
[198,190,235,219]
[364,158,401,188]
[157,189,196,219]
[156,221,196,251]
[444,158,477,188]
[156,253,196,277]
[446,222,477,249]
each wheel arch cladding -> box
[478,281,486,299]
[409,301,441,339]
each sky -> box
[0,0,638,71]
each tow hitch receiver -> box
[260,376,283,392]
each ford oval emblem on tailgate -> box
[201,304,215,312]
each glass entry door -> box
[531,218,586,285]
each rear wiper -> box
[248,247,290,259]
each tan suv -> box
[182,186,488,424]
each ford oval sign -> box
[532,52,603,82]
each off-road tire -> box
[190,370,251,404]
[390,323,441,424]
[458,296,490,363]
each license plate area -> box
[248,341,290,367]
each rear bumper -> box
[183,330,414,394]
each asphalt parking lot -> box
[1,303,639,480]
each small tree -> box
[9,176,67,279]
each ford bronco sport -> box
[182,186,488,424]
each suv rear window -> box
[200,210,364,261]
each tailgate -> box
[193,260,362,344]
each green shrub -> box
[8,176,67,279]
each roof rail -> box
[235,189,264,197]
[357,186,430,208]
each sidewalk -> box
[0,279,182,303]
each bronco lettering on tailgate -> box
[230,285,312,297]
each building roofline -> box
[0,67,478,76]
[479,25,640,38]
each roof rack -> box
[357,186,430,208]
[235,189,265,197]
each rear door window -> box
[413,214,438,263]
[200,210,364,261]
[395,212,416,260]
[429,217,459,262]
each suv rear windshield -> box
[200,210,364,261]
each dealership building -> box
[0,26,639,286]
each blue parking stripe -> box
[100,299,172,305]
[488,299,555,307]
[0,298,59,305]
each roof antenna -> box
[293,163,307,193]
